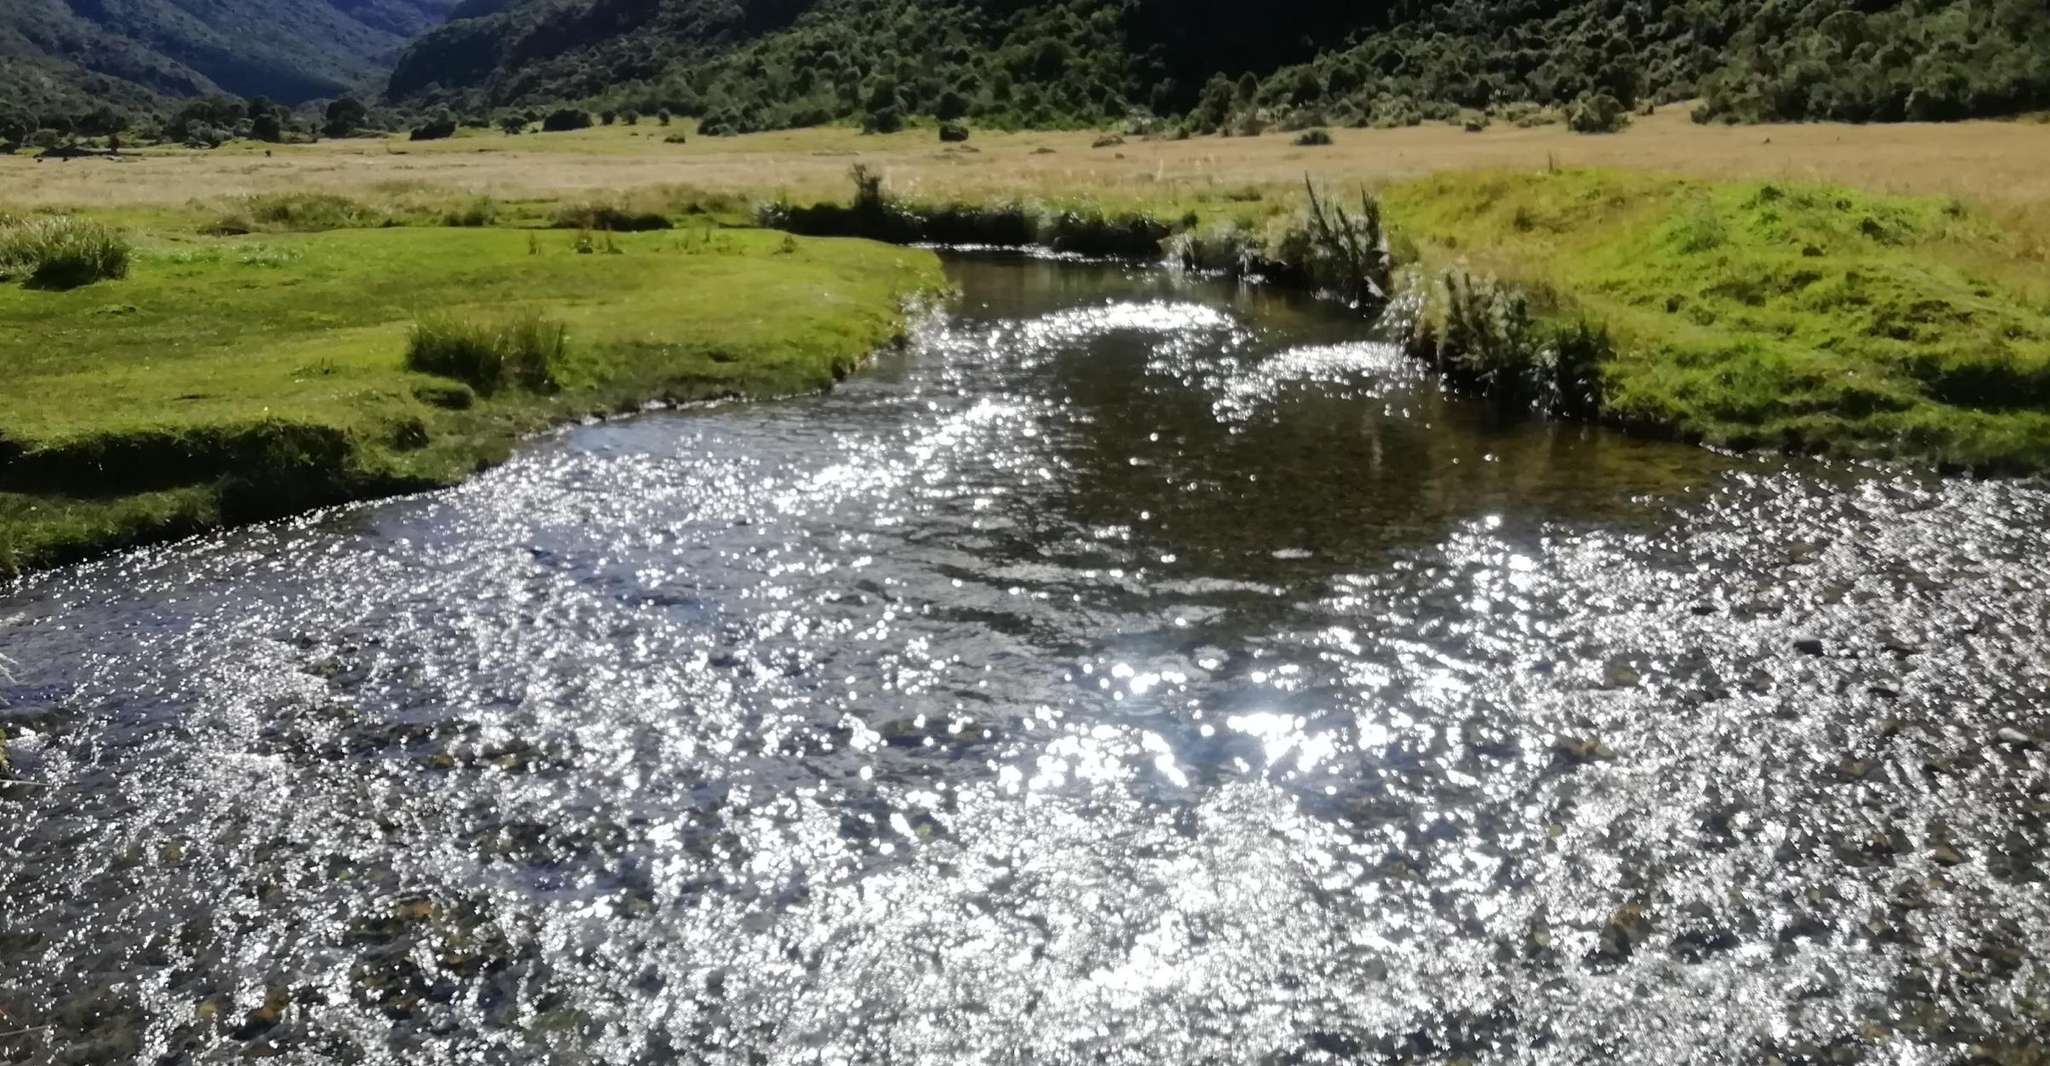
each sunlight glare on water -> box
[2,256,2047,1064]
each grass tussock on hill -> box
[1384,170,2050,470]
[0,223,942,574]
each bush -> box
[405,310,565,394]
[938,122,970,142]
[541,109,593,133]
[1567,93,1630,134]
[499,116,527,135]
[0,215,132,289]
[862,106,904,134]
[1293,128,1333,146]
[410,117,457,141]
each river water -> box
[2,256,2047,1064]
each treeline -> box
[388,0,2050,134]
[0,95,434,152]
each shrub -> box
[862,106,904,134]
[0,215,132,289]
[405,310,565,394]
[938,122,971,142]
[410,117,457,141]
[622,110,639,125]
[1293,128,1334,146]
[664,133,689,144]
[549,201,673,231]
[499,116,527,135]
[1567,93,1630,134]
[541,109,593,133]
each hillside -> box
[0,0,457,114]
[388,0,2050,130]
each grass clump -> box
[762,164,1172,256]
[1168,180,1394,313]
[1405,269,1607,418]
[441,196,499,227]
[550,201,674,231]
[406,310,566,394]
[0,214,131,289]
[206,192,388,235]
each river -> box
[2,255,2046,1064]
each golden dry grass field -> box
[6,108,2050,215]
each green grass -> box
[0,225,944,574]
[1381,170,2050,470]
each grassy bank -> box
[1383,170,2050,470]
[0,218,943,574]
[760,163,2050,471]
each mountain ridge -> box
[1,0,457,114]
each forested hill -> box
[0,0,457,114]
[390,0,2050,130]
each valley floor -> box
[4,108,2049,212]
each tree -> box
[249,96,285,143]
[324,97,367,138]
[499,115,527,135]
[542,108,593,132]
[410,114,458,140]
[0,111,31,148]
[1193,73,1235,130]
[864,76,904,132]
[77,107,125,138]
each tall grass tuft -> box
[0,214,132,289]
[405,310,566,394]
[550,200,673,232]
[205,192,387,235]
[1405,268,1609,416]
[441,196,499,227]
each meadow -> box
[5,109,2050,571]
